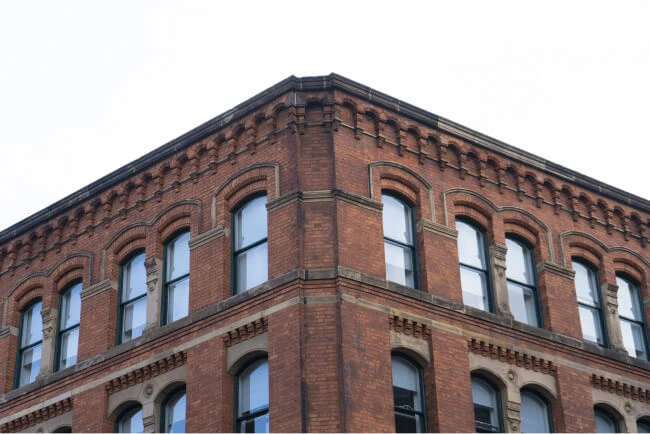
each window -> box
[382,193,417,288]
[391,355,426,433]
[16,300,43,387]
[118,251,147,344]
[505,237,541,326]
[573,261,607,346]
[520,389,552,433]
[233,195,268,294]
[456,219,491,311]
[471,376,502,433]
[56,281,81,370]
[617,274,648,359]
[162,388,186,433]
[163,231,190,324]
[236,358,269,433]
[638,419,650,433]
[116,406,144,433]
[594,407,619,433]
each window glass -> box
[392,355,425,433]
[163,389,186,433]
[117,407,144,433]
[520,390,552,433]
[164,231,190,324]
[120,252,147,343]
[505,238,534,285]
[637,419,650,433]
[595,408,618,433]
[457,220,491,311]
[506,237,540,326]
[58,282,81,370]
[383,195,413,244]
[471,376,501,433]
[573,261,606,346]
[234,196,268,294]
[235,196,268,251]
[616,275,648,359]
[382,194,416,289]
[18,301,43,387]
[237,358,269,433]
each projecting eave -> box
[1,73,647,243]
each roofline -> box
[1,73,648,242]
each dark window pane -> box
[395,412,417,433]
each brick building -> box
[1,74,650,432]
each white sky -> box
[1,1,648,232]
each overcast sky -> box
[1,1,648,232]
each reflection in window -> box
[457,219,491,311]
[617,275,648,359]
[573,261,607,346]
[119,252,147,344]
[471,376,502,433]
[17,300,43,387]
[57,282,82,370]
[236,358,269,433]
[162,388,186,433]
[163,231,190,324]
[520,389,552,433]
[595,407,619,433]
[505,237,540,326]
[234,195,268,294]
[392,355,425,432]
[116,406,144,433]
[382,193,416,288]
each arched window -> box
[116,406,144,433]
[236,358,269,433]
[16,300,43,387]
[471,375,502,433]
[572,260,607,346]
[118,251,147,344]
[456,219,491,311]
[617,274,648,359]
[56,281,82,370]
[594,407,619,433]
[233,195,268,294]
[162,388,186,433]
[520,389,552,433]
[391,354,426,432]
[382,193,417,289]
[505,237,541,327]
[638,419,650,433]
[163,231,190,324]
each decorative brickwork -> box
[1,397,72,433]
[467,338,557,376]
[590,374,650,403]
[222,318,268,348]
[388,315,431,340]
[104,351,187,396]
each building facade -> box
[1,74,650,432]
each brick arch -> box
[4,274,48,327]
[211,163,279,229]
[502,207,553,263]
[102,224,148,281]
[611,249,648,291]
[444,189,498,228]
[150,200,201,257]
[368,161,434,221]
[50,253,93,293]
[559,232,609,269]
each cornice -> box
[2,73,648,245]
